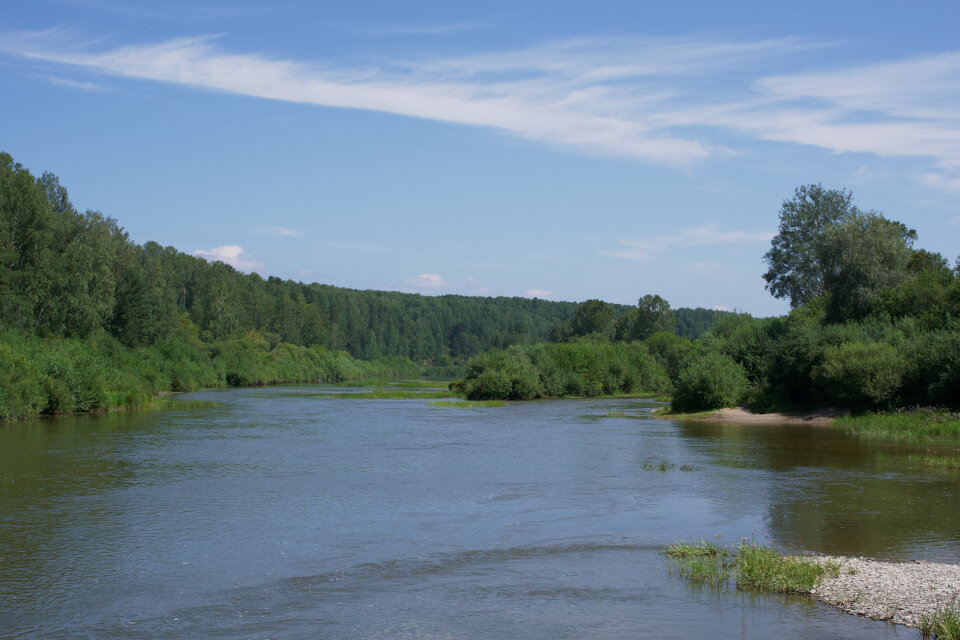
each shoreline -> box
[656,406,845,426]
[810,555,960,629]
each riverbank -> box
[811,555,960,631]
[655,406,845,426]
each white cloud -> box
[712,305,731,312]
[0,33,811,166]
[402,273,449,292]
[255,225,303,237]
[524,288,554,299]
[45,74,102,91]
[192,244,262,271]
[4,32,960,187]
[603,224,774,261]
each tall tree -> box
[616,294,674,341]
[763,184,859,307]
[818,212,917,322]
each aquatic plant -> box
[920,600,960,640]
[734,542,838,593]
[664,540,731,586]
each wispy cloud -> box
[44,73,102,91]
[3,31,960,184]
[255,225,303,237]
[192,244,262,271]
[603,224,774,261]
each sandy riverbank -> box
[811,555,960,629]
[658,406,846,426]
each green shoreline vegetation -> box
[0,152,726,422]
[665,538,840,594]
[3,158,959,431]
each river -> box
[2,385,958,638]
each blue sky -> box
[1,1,958,316]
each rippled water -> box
[2,386,958,638]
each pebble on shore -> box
[810,555,960,629]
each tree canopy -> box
[762,184,860,308]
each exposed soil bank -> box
[658,406,846,426]
[810,555,960,629]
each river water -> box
[2,386,959,639]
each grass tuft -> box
[664,540,731,586]
[665,537,838,595]
[734,542,838,593]
[920,601,960,640]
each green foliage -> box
[835,408,960,443]
[645,331,695,381]
[672,353,749,412]
[462,342,670,400]
[811,341,906,409]
[734,542,838,593]
[615,294,675,342]
[0,327,424,421]
[920,602,960,640]
[763,183,860,307]
[674,307,730,340]
[818,212,916,322]
[665,541,732,586]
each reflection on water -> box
[1,388,953,638]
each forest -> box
[0,152,723,419]
[462,185,960,414]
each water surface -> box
[2,386,957,638]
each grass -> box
[835,407,960,443]
[735,542,839,593]
[920,601,960,640]
[664,540,732,586]
[428,400,506,409]
[665,538,839,595]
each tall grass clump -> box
[664,540,731,586]
[920,601,960,640]
[734,541,838,593]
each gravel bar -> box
[809,555,960,628]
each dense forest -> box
[463,184,960,414]
[0,152,726,419]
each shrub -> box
[672,353,748,412]
[811,341,906,409]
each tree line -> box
[461,184,960,413]
[0,152,728,419]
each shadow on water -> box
[673,419,960,560]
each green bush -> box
[672,353,748,412]
[462,342,670,401]
[811,341,906,409]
